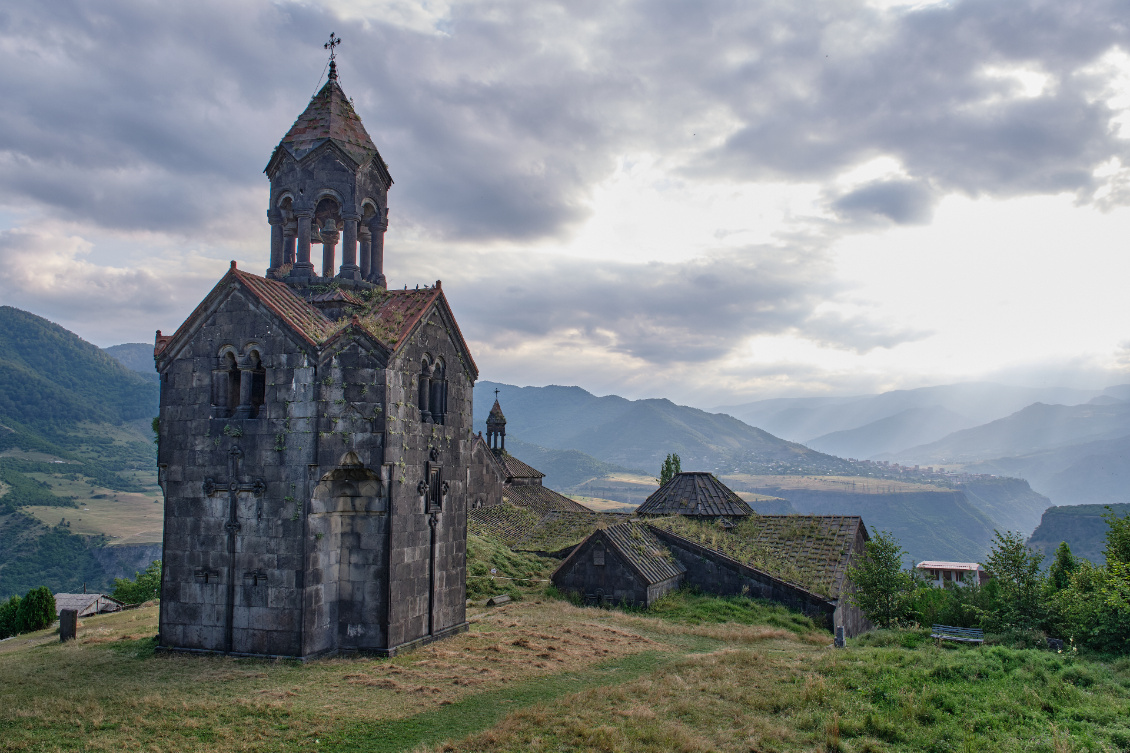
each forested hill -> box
[472,381,852,475]
[0,307,158,443]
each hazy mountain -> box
[889,401,1130,465]
[473,381,842,474]
[719,382,1098,446]
[1027,503,1130,564]
[104,343,159,380]
[504,437,636,490]
[806,405,975,460]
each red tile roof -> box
[278,80,384,169]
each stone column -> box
[293,208,315,278]
[268,210,284,273]
[59,609,77,642]
[338,213,360,280]
[283,220,297,266]
[370,217,388,287]
[320,219,339,279]
[358,226,372,280]
[233,364,254,419]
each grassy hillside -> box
[103,342,160,380]
[1027,503,1130,564]
[2,598,1129,752]
[0,307,162,597]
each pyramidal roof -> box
[487,399,506,424]
[636,472,755,518]
[275,75,387,170]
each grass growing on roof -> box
[646,589,820,636]
[465,530,553,601]
[649,515,852,597]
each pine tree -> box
[15,587,55,634]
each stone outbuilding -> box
[636,472,755,519]
[53,593,124,618]
[154,61,476,659]
[551,522,685,607]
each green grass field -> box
[2,592,1129,752]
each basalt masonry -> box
[154,60,477,659]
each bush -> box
[111,560,162,605]
[15,586,55,633]
[0,595,20,639]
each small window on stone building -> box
[593,541,605,566]
[418,356,432,422]
[430,359,447,425]
[427,465,442,512]
[212,351,240,417]
[248,350,266,418]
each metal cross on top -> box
[325,32,342,81]
[494,388,500,399]
[324,32,341,61]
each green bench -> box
[931,624,984,645]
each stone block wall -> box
[552,535,652,606]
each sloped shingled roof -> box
[470,504,621,553]
[649,514,867,599]
[277,79,385,169]
[599,522,685,585]
[500,454,544,481]
[637,472,754,518]
[154,267,477,378]
[504,484,591,513]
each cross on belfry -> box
[494,388,500,399]
[324,32,341,61]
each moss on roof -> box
[649,514,864,599]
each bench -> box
[931,624,984,645]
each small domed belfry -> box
[153,43,476,658]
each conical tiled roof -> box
[487,399,506,426]
[276,79,385,169]
[636,472,754,517]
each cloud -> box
[443,244,916,366]
[0,228,218,344]
[830,179,938,225]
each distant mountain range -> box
[719,382,1101,452]
[103,343,158,380]
[472,381,853,476]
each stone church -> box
[154,59,476,658]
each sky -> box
[3,0,1130,409]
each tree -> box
[1103,506,1130,566]
[1048,541,1079,591]
[0,595,20,639]
[983,530,1044,629]
[15,586,55,633]
[656,453,682,486]
[847,530,913,628]
[111,560,162,605]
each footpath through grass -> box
[3,593,1130,752]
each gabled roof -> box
[155,266,478,380]
[53,593,124,616]
[600,522,686,585]
[637,472,754,517]
[500,454,544,481]
[552,522,685,586]
[649,514,868,600]
[504,484,592,513]
[272,79,390,180]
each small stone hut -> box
[551,522,685,607]
[636,472,755,519]
[54,594,124,618]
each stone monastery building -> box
[154,59,476,658]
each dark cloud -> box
[4,0,1130,245]
[830,179,937,225]
[445,245,915,365]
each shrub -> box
[16,587,55,633]
[0,595,20,639]
[111,560,162,605]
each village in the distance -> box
[4,8,1130,753]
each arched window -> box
[429,359,447,425]
[247,350,266,418]
[418,356,432,422]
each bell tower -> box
[264,34,392,286]
[486,390,507,453]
